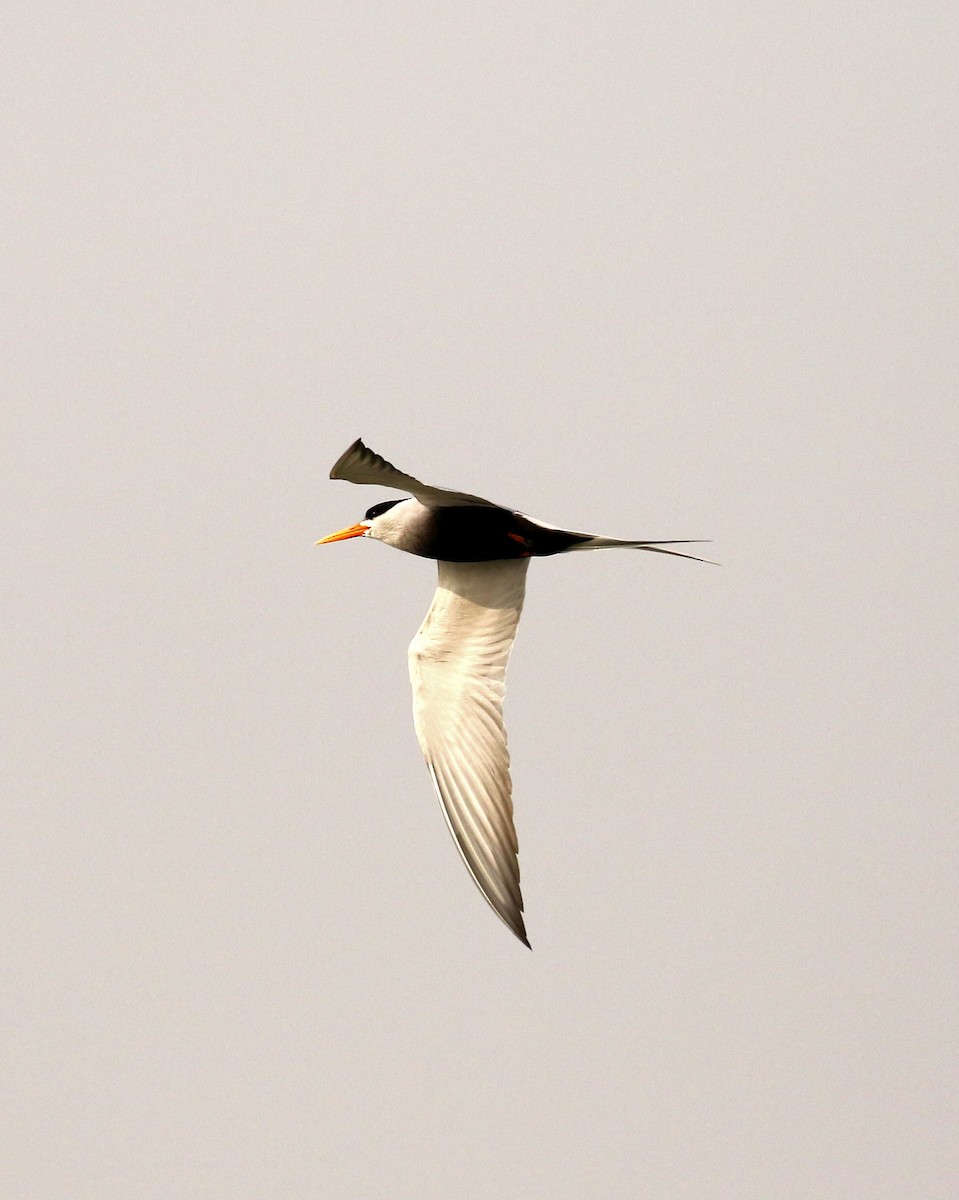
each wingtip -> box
[512,919,532,949]
[495,905,531,948]
[329,437,366,481]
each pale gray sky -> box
[3,3,957,1197]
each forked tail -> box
[571,537,716,564]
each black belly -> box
[412,505,591,562]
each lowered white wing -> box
[330,438,496,508]
[408,559,530,946]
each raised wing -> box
[330,438,496,508]
[408,559,530,946]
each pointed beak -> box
[315,522,370,545]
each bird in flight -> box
[318,438,708,947]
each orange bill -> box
[315,522,369,545]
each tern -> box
[318,438,708,947]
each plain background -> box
[3,3,957,1197]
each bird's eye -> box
[364,499,402,521]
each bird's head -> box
[316,498,408,547]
